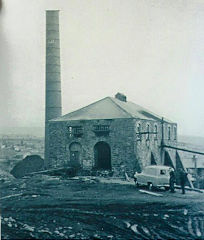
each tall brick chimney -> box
[44,10,62,168]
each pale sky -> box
[0,0,204,137]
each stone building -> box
[47,93,178,176]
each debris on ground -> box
[0,193,23,200]
[125,172,130,182]
[139,189,163,197]
[0,174,203,239]
[10,155,44,178]
[0,169,14,182]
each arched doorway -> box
[94,142,111,170]
[69,142,82,168]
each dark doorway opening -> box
[94,141,111,170]
[164,151,174,168]
[69,142,82,168]
[151,152,157,165]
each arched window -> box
[174,126,177,140]
[168,126,171,140]
[154,125,158,140]
[146,124,150,140]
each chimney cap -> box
[115,92,127,102]
[46,10,60,11]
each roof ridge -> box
[108,97,133,118]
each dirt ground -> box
[1,175,204,239]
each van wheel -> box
[148,183,153,190]
[165,186,170,191]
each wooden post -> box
[161,117,164,146]
[192,155,198,187]
[193,155,197,176]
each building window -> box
[146,124,150,141]
[154,125,158,140]
[67,126,83,137]
[168,126,171,140]
[136,123,142,141]
[93,125,110,132]
[93,125,110,136]
[174,127,177,140]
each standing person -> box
[134,171,138,185]
[180,169,188,194]
[169,169,176,193]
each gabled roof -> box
[50,96,173,123]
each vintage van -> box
[134,165,174,190]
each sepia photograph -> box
[0,0,204,239]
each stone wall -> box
[48,118,135,171]
[48,117,177,176]
[133,119,177,174]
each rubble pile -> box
[0,169,14,182]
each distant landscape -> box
[0,126,204,149]
[0,127,44,138]
[178,135,204,150]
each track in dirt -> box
[1,175,204,239]
[2,202,204,239]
